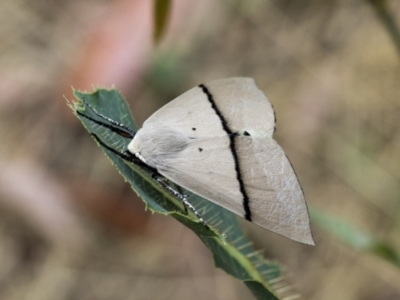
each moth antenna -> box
[77,110,135,138]
[83,101,136,137]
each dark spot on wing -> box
[198,148,203,152]
[244,131,250,136]
[192,127,196,131]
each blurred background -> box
[1,0,400,299]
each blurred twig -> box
[154,0,171,42]
[367,0,400,55]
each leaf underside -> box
[71,87,291,300]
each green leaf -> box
[310,206,400,267]
[69,87,293,300]
[366,0,400,54]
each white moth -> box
[81,78,314,245]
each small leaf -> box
[70,87,293,300]
[310,206,400,267]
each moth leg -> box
[152,174,209,229]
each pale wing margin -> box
[156,135,314,245]
[236,137,314,245]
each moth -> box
[77,78,314,245]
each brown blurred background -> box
[1,0,400,299]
